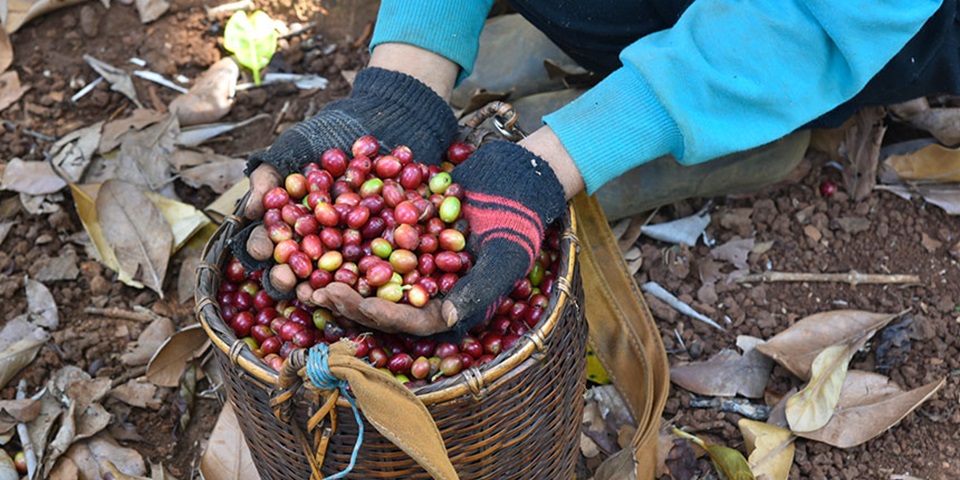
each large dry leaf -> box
[0,70,29,112]
[115,114,178,191]
[168,58,238,126]
[883,143,960,183]
[49,121,104,183]
[100,109,166,154]
[0,28,11,72]
[674,429,754,480]
[200,402,260,480]
[146,324,209,387]
[670,336,772,399]
[797,370,945,448]
[2,0,93,33]
[25,277,58,328]
[121,316,175,367]
[889,97,960,146]
[205,177,249,222]
[87,432,148,478]
[0,158,65,194]
[144,191,212,252]
[876,183,960,215]
[43,403,77,474]
[0,330,47,389]
[786,344,852,432]
[179,159,247,194]
[756,310,899,380]
[95,180,173,297]
[739,419,794,480]
[839,107,886,201]
[0,398,40,434]
[69,182,138,288]
[83,55,141,108]
[177,254,201,304]
[110,380,162,410]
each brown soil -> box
[1,1,958,479]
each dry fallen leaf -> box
[70,182,142,288]
[33,248,80,282]
[0,220,14,246]
[0,158,66,195]
[796,370,945,448]
[200,401,261,480]
[135,0,170,23]
[49,121,104,183]
[25,277,58,328]
[875,183,960,216]
[100,109,167,154]
[146,324,210,387]
[177,254,201,304]
[83,55,142,108]
[710,237,755,270]
[0,70,30,112]
[839,106,886,201]
[883,142,960,183]
[205,177,249,222]
[0,28,11,72]
[179,159,247,194]
[756,310,900,380]
[0,330,48,389]
[0,449,16,480]
[86,432,148,478]
[168,58,238,126]
[114,114,178,191]
[121,316,176,367]
[0,398,41,435]
[888,97,960,146]
[786,344,851,432]
[670,335,772,399]
[738,419,794,480]
[144,191,212,252]
[96,180,173,297]
[593,448,637,480]
[110,380,163,410]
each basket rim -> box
[196,203,579,406]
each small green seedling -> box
[223,10,277,86]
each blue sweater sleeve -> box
[543,0,942,193]
[369,0,494,84]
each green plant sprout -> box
[223,10,278,86]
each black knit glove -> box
[229,67,458,299]
[442,140,567,338]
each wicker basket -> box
[195,202,586,479]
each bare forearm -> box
[369,43,460,101]
[519,126,585,200]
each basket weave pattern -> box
[196,210,586,479]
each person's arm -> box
[538,0,943,194]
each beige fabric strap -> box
[573,193,670,479]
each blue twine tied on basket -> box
[306,343,364,480]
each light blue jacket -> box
[371,1,942,193]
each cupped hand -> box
[309,283,450,336]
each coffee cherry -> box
[321,149,349,177]
[820,179,837,197]
[352,135,379,158]
[446,141,475,165]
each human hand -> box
[309,140,567,340]
[228,67,458,299]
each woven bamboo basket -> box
[196,196,585,479]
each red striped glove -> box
[443,140,567,338]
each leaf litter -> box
[670,335,772,399]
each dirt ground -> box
[1,1,959,479]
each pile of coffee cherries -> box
[220,136,564,386]
[220,225,560,386]
[260,135,477,306]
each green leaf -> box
[223,10,277,86]
[673,428,755,480]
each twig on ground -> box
[641,281,725,331]
[84,306,164,323]
[735,270,921,286]
[688,396,772,421]
[16,380,38,480]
